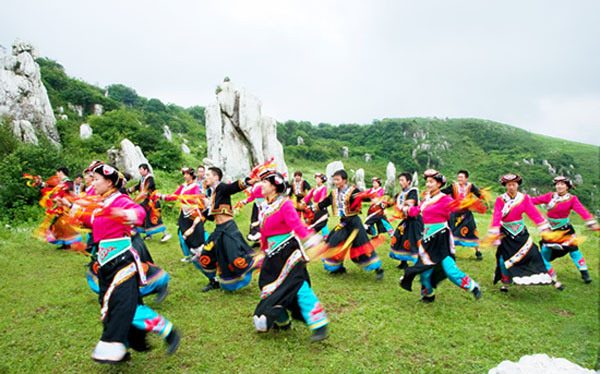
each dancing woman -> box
[399,169,481,303]
[364,177,394,237]
[441,170,484,260]
[531,176,598,284]
[302,173,330,238]
[253,171,329,342]
[68,163,179,363]
[487,174,553,292]
[158,167,205,262]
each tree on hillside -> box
[107,84,139,107]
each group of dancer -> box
[29,160,597,364]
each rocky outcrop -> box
[384,162,396,195]
[342,146,349,158]
[163,125,172,142]
[364,153,372,162]
[11,119,38,144]
[325,160,344,189]
[67,103,83,117]
[79,123,92,139]
[488,354,593,374]
[0,39,59,146]
[181,144,190,154]
[297,136,304,145]
[107,138,151,180]
[92,104,103,116]
[352,168,366,190]
[204,80,288,180]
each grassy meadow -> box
[0,201,598,373]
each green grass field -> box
[0,207,598,373]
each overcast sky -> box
[2,1,599,145]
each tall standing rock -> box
[384,162,396,195]
[205,80,288,181]
[0,39,60,146]
[353,168,366,190]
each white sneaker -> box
[254,315,268,332]
[161,233,172,243]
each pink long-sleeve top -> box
[303,185,328,204]
[80,191,145,242]
[531,192,595,221]
[408,192,455,224]
[243,184,264,204]
[366,187,384,198]
[490,192,547,229]
[259,197,312,250]
[164,182,202,213]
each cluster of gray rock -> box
[0,39,59,146]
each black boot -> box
[475,250,483,261]
[273,322,291,331]
[419,295,435,303]
[309,325,328,342]
[581,270,592,284]
[202,279,220,292]
[397,261,408,270]
[165,328,181,355]
[376,268,384,280]
[330,266,346,275]
[472,286,482,300]
[155,283,169,304]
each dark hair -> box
[333,169,347,181]
[56,166,69,177]
[74,173,83,179]
[398,172,412,182]
[457,170,469,178]
[181,167,196,178]
[208,167,223,181]
[264,172,288,193]
[293,171,303,177]
[423,169,446,187]
[122,172,133,182]
[139,163,150,171]
[93,163,124,189]
[197,165,205,170]
[553,176,574,189]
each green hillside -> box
[279,119,599,209]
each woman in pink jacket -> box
[253,171,329,342]
[531,176,598,284]
[302,173,330,238]
[488,174,553,292]
[72,163,180,363]
[158,167,205,262]
[399,169,481,303]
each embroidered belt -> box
[548,217,570,229]
[501,219,525,236]
[423,222,448,241]
[97,237,132,267]
[266,233,293,257]
[97,236,147,285]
